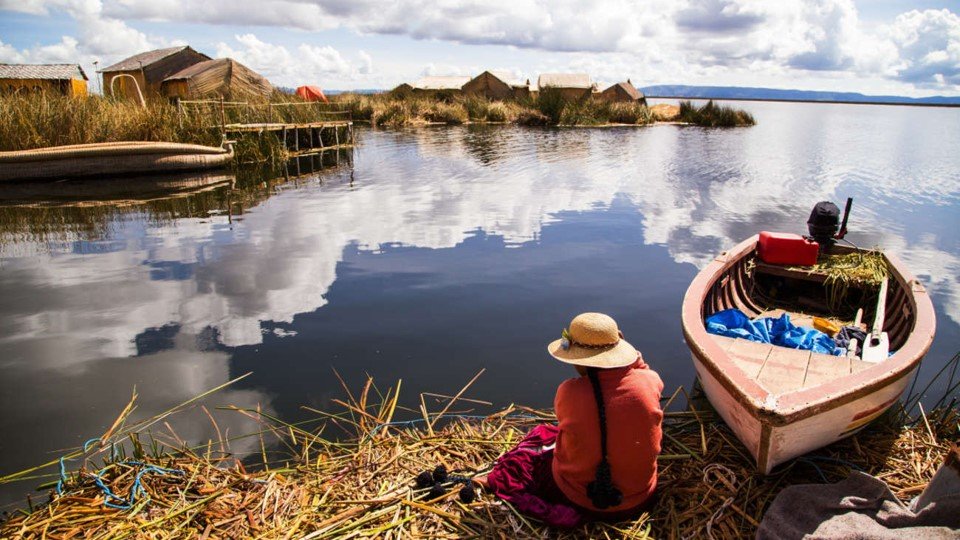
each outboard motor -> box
[806,198,852,252]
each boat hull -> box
[691,351,916,473]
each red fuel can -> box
[757,231,819,266]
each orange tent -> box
[296,85,328,103]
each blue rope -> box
[55,438,184,511]
[56,438,103,495]
[90,460,184,510]
[796,455,865,483]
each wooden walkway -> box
[224,121,354,155]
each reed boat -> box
[681,234,936,474]
[0,170,235,207]
[0,142,234,182]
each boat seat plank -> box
[753,261,829,284]
[803,352,851,388]
[710,335,772,379]
[727,339,772,379]
[757,348,810,395]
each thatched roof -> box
[412,76,470,90]
[101,46,208,72]
[163,58,272,98]
[485,70,528,88]
[604,81,642,100]
[537,73,593,89]
[0,64,87,80]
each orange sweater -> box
[552,356,664,514]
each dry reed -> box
[2,367,956,539]
[334,92,697,128]
[0,93,347,164]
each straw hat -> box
[547,312,638,368]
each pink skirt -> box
[486,424,654,528]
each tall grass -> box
[334,91,660,127]
[678,100,756,127]
[0,93,349,162]
[534,88,567,124]
[0,94,215,151]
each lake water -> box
[1,100,959,508]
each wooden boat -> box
[681,235,936,473]
[0,142,234,182]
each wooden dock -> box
[223,121,354,155]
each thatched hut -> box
[462,71,531,101]
[0,64,87,97]
[536,73,596,101]
[410,76,470,100]
[600,79,646,105]
[161,58,273,100]
[389,83,414,98]
[101,46,209,100]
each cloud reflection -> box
[0,103,958,506]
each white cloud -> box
[358,50,373,75]
[2,0,959,92]
[0,36,79,63]
[886,8,960,87]
[214,33,370,87]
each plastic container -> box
[813,317,841,336]
[757,231,819,266]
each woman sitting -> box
[485,312,664,527]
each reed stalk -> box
[2,363,956,539]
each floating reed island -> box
[0,93,350,166]
[1,360,956,539]
[332,91,754,128]
[0,90,752,172]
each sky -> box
[0,0,958,96]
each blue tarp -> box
[705,308,843,356]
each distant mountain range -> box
[639,85,960,106]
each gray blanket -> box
[757,447,960,540]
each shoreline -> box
[1,378,954,539]
[646,95,960,108]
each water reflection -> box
[1,103,958,508]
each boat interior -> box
[702,247,916,396]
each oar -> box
[862,277,889,363]
[847,308,864,359]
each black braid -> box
[585,367,623,509]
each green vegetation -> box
[0,93,755,161]
[815,249,889,313]
[0,93,216,151]
[0,93,345,162]
[678,99,756,127]
[335,90,669,127]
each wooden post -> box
[282,126,288,151]
[219,97,226,137]
[176,98,183,129]
[294,127,299,153]
[334,124,340,149]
